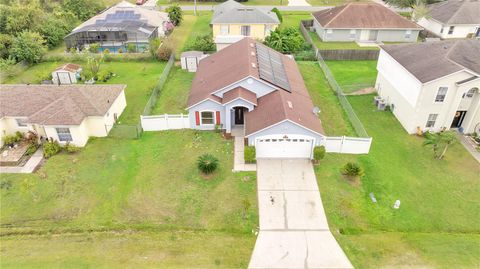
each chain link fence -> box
[142,53,175,116]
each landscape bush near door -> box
[244,146,256,163]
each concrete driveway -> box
[248,159,353,269]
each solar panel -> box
[255,44,291,92]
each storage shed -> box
[180,51,207,72]
[52,64,82,85]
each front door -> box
[234,107,245,125]
[451,111,467,128]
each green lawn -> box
[152,66,194,114]
[2,61,166,124]
[325,60,378,93]
[1,131,258,268]
[280,12,312,30]
[168,14,198,58]
[182,12,213,52]
[297,61,480,268]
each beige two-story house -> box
[375,40,480,134]
[211,0,280,50]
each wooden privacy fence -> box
[323,136,372,154]
[141,114,190,131]
[317,49,379,60]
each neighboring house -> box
[375,40,480,134]
[417,0,480,39]
[211,0,280,50]
[312,2,422,43]
[0,85,127,147]
[187,38,326,159]
[64,1,170,52]
[52,63,82,85]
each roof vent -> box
[250,43,255,48]
[251,51,255,56]
[251,63,256,68]
[287,101,293,109]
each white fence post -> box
[324,136,372,154]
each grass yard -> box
[298,60,480,267]
[2,61,166,124]
[152,66,194,114]
[0,131,258,268]
[280,12,311,30]
[325,60,378,93]
[182,12,213,52]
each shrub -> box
[2,134,21,146]
[88,43,100,53]
[118,47,123,53]
[271,8,283,22]
[341,162,365,178]
[15,131,23,141]
[244,146,256,164]
[0,179,12,191]
[25,143,39,155]
[103,48,110,54]
[264,27,303,54]
[127,43,137,53]
[197,154,219,175]
[43,140,61,158]
[156,42,173,60]
[185,35,215,52]
[97,69,112,82]
[69,47,77,54]
[313,146,325,163]
[148,38,161,59]
[64,143,80,154]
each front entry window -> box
[56,128,72,142]
[201,111,214,125]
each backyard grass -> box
[0,131,258,268]
[182,12,213,52]
[168,14,197,58]
[152,66,194,114]
[280,12,311,30]
[298,60,480,267]
[2,61,166,125]
[325,60,378,93]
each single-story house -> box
[64,1,170,52]
[375,40,480,134]
[0,84,127,147]
[312,2,422,43]
[211,0,280,50]
[52,63,82,85]
[417,0,480,39]
[187,38,326,159]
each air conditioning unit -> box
[377,99,387,110]
[374,96,382,106]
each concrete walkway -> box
[249,159,353,269]
[458,133,480,163]
[288,0,311,7]
[232,126,256,172]
[0,148,43,174]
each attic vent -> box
[251,63,256,68]
[287,101,293,109]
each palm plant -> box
[166,4,183,26]
[197,154,219,175]
[423,131,457,159]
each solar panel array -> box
[255,44,291,92]
[105,10,141,21]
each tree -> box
[423,131,458,159]
[341,162,365,178]
[197,154,219,175]
[185,35,215,52]
[412,1,430,22]
[62,0,105,21]
[264,27,303,54]
[384,0,438,9]
[3,5,43,35]
[86,54,104,80]
[0,33,13,59]
[313,146,326,164]
[38,17,70,48]
[10,31,46,63]
[166,4,183,26]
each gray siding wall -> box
[188,100,225,130]
[246,120,324,146]
[318,27,420,42]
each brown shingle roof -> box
[381,40,480,83]
[312,2,421,29]
[222,87,257,105]
[187,38,259,107]
[55,63,82,73]
[0,84,126,125]
[187,38,324,136]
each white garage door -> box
[255,136,314,159]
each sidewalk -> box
[232,127,256,172]
[458,133,480,163]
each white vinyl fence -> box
[141,114,190,131]
[323,136,372,154]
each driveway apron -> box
[248,159,353,269]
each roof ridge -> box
[76,87,103,115]
[447,0,466,24]
[324,5,349,27]
[444,40,476,73]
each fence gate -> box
[107,124,142,139]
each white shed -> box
[52,63,82,85]
[180,51,207,72]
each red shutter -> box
[195,111,200,125]
[216,111,221,125]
